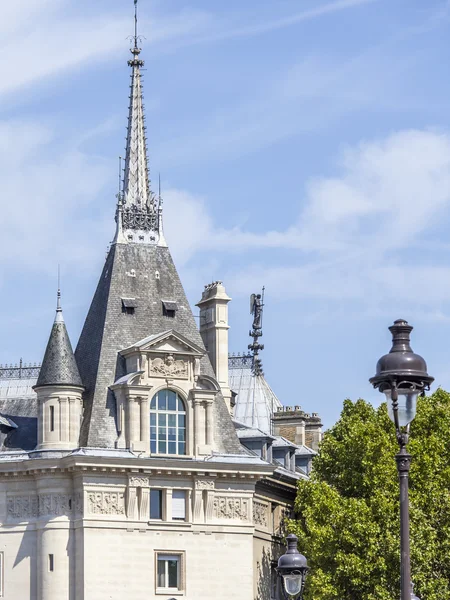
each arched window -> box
[150,390,186,455]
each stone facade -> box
[0,455,289,599]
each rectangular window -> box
[172,490,186,521]
[156,554,182,591]
[48,554,54,572]
[150,489,163,520]
[49,406,55,432]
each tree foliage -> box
[288,389,450,600]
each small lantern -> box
[276,534,308,599]
[369,320,433,430]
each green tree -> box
[288,389,450,600]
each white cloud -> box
[0,2,212,98]
[0,119,112,280]
[163,129,450,315]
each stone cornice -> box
[0,454,275,481]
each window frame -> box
[155,551,185,595]
[171,489,187,522]
[150,390,187,456]
[149,489,164,521]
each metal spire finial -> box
[134,0,139,49]
[55,265,64,323]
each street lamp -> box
[276,534,309,600]
[369,319,433,600]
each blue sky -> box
[1,0,450,429]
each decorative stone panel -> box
[7,493,72,519]
[212,496,250,522]
[87,491,125,516]
[253,500,269,529]
[150,355,188,378]
[7,495,39,519]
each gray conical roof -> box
[36,295,83,388]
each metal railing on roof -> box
[0,360,41,379]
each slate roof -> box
[0,377,38,451]
[75,242,243,453]
[229,354,282,434]
[36,311,83,388]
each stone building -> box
[0,5,321,600]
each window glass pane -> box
[167,390,177,411]
[157,559,166,588]
[168,558,179,588]
[158,392,167,410]
[150,395,157,409]
[150,391,186,456]
[150,490,162,520]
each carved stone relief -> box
[212,496,249,522]
[129,476,150,487]
[7,496,38,519]
[195,479,214,490]
[7,494,71,519]
[150,354,187,378]
[87,491,126,516]
[253,500,269,528]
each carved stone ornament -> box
[150,354,188,378]
[253,500,268,528]
[87,491,126,516]
[7,494,71,519]
[7,495,39,519]
[212,496,249,522]
[129,476,150,487]
[195,479,214,490]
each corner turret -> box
[33,290,84,450]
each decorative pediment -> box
[120,329,205,357]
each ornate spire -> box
[115,0,166,246]
[248,288,265,376]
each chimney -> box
[196,281,232,411]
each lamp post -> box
[369,319,433,600]
[276,534,309,600]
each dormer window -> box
[162,300,178,318]
[122,298,137,315]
